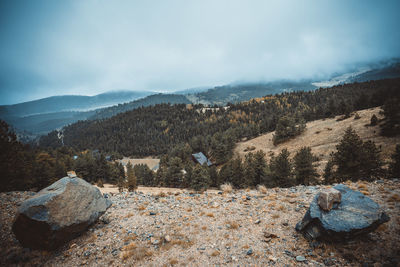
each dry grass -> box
[157,191,167,197]
[169,258,178,265]
[120,243,153,261]
[257,184,267,194]
[220,183,233,193]
[234,107,400,175]
[225,220,239,229]
[387,193,400,202]
[211,250,220,256]
[137,205,147,211]
[272,214,280,219]
[206,213,214,217]
[124,212,134,218]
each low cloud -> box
[1,0,400,104]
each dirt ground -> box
[234,107,400,174]
[1,180,399,267]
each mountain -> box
[90,94,191,120]
[39,78,400,157]
[188,81,316,105]
[0,93,191,136]
[312,60,400,88]
[0,91,154,117]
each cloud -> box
[1,0,400,104]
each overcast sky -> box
[0,0,399,104]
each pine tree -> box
[165,157,184,187]
[370,114,378,126]
[293,147,319,185]
[389,144,400,178]
[190,165,211,192]
[333,127,382,181]
[360,141,383,180]
[333,127,364,181]
[268,149,293,187]
[126,162,137,191]
[323,158,335,184]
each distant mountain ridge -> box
[0,91,154,117]
[1,59,399,137]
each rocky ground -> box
[1,179,400,267]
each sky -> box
[0,0,400,105]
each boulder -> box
[295,184,389,242]
[317,188,341,211]
[12,177,112,250]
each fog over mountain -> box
[1,0,400,104]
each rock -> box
[12,177,112,250]
[317,188,341,211]
[246,249,253,255]
[164,235,171,243]
[296,255,306,262]
[295,184,389,241]
[263,231,279,242]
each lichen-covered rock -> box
[317,188,341,211]
[295,184,389,241]
[12,177,112,250]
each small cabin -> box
[191,152,213,166]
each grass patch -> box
[220,183,233,193]
[120,242,153,261]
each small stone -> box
[149,211,156,216]
[282,221,289,226]
[111,248,118,256]
[268,256,277,262]
[296,255,306,262]
[150,237,159,245]
[246,249,253,255]
[255,219,261,224]
[164,235,171,243]
[246,196,251,200]
[317,188,341,211]
[83,251,91,257]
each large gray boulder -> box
[12,177,112,250]
[295,184,389,242]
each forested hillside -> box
[39,79,400,161]
[188,81,316,105]
[90,93,191,120]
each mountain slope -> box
[234,107,400,174]
[0,93,190,136]
[188,81,316,105]
[0,91,153,117]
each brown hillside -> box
[234,107,400,173]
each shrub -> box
[220,183,233,193]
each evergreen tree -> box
[190,165,211,191]
[381,98,400,136]
[126,162,137,191]
[268,149,293,187]
[370,114,378,126]
[333,127,382,181]
[389,144,400,178]
[243,151,268,187]
[333,127,364,181]
[293,147,319,185]
[360,141,383,180]
[323,158,335,184]
[165,157,183,187]
[273,116,306,145]
[208,165,219,188]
